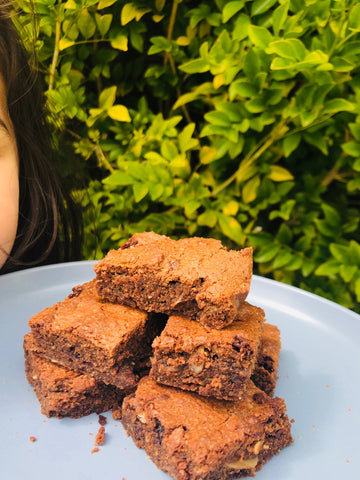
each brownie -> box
[28,280,165,390]
[24,333,127,418]
[251,323,281,397]
[122,376,293,480]
[94,232,253,329]
[150,302,265,401]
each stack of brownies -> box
[24,232,293,480]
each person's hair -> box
[0,2,82,273]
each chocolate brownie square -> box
[94,232,253,329]
[150,302,265,401]
[122,376,293,480]
[251,323,281,397]
[24,333,127,418]
[28,280,165,390]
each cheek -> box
[0,144,19,266]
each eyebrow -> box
[0,118,10,134]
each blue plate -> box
[0,261,359,479]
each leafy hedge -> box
[15,0,360,312]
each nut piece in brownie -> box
[24,333,128,418]
[251,323,281,397]
[150,302,265,401]
[122,376,293,480]
[28,280,165,390]
[94,232,253,329]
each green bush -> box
[15,0,360,312]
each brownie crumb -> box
[94,426,105,446]
[29,436,36,442]
[68,285,83,299]
[98,414,107,426]
[91,447,99,454]
[112,405,122,420]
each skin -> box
[0,73,19,269]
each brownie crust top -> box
[94,232,253,328]
[28,280,148,354]
[152,302,265,354]
[123,376,291,455]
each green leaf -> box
[332,56,356,72]
[349,4,360,31]
[178,124,198,153]
[133,183,148,202]
[110,34,128,51]
[199,146,218,164]
[184,199,201,218]
[277,223,293,244]
[64,0,78,8]
[348,177,360,192]
[179,58,210,74]
[248,232,273,247]
[349,240,360,265]
[273,249,293,269]
[244,98,265,113]
[322,98,355,114]
[161,140,178,161]
[170,155,190,179]
[272,1,289,36]
[251,0,278,16]
[232,13,251,41]
[254,244,280,263]
[108,105,131,122]
[330,243,351,263]
[315,219,337,238]
[339,264,357,282]
[342,141,360,157]
[95,13,112,37]
[62,19,79,41]
[268,165,294,181]
[284,255,303,271]
[59,38,75,51]
[155,0,166,11]
[223,200,239,216]
[222,1,246,23]
[197,210,218,228]
[283,133,301,157]
[104,171,134,185]
[148,36,173,55]
[242,176,260,203]
[303,131,328,155]
[172,92,195,109]
[144,151,164,163]
[98,0,117,8]
[99,86,116,109]
[149,183,164,200]
[77,9,96,40]
[355,277,360,302]
[218,214,243,245]
[204,110,231,127]
[322,204,341,227]
[301,259,315,277]
[315,259,340,276]
[269,199,296,220]
[349,123,360,142]
[229,80,257,99]
[248,25,272,49]
[267,38,306,61]
[121,3,151,25]
[243,49,260,79]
